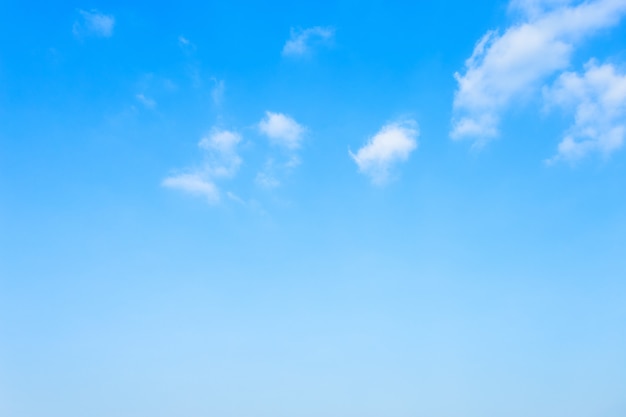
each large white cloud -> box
[451,0,626,143]
[350,121,419,185]
[282,26,334,56]
[544,60,626,162]
[73,10,115,38]
[162,129,242,204]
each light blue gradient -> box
[1,1,626,416]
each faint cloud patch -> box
[73,9,115,38]
[255,159,281,189]
[226,191,246,204]
[133,74,177,111]
[198,129,242,178]
[255,172,281,190]
[282,26,334,57]
[178,35,196,53]
[135,93,156,109]
[163,79,178,92]
[211,78,225,106]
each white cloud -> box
[451,0,626,142]
[282,26,334,56]
[162,129,242,204]
[544,60,626,162]
[350,120,419,185]
[258,111,306,150]
[73,10,115,38]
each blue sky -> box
[1,0,626,416]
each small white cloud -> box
[162,173,219,203]
[451,0,626,143]
[544,60,626,163]
[73,10,115,38]
[282,26,334,56]
[135,93,156,109]
[162,129,242,204]
[258,111,306,150]
[350,120,419,185]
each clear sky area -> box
[1,1,626,416]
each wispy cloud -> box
[198,129,242,178]
[73,9,115,38]
[544,60,626,163]
[282,26,334,57]
[508,0,576,18]
[178,35,196,53]
[135,93,156,109]
[350,120,419,185]
[211,78,225,106]
[255,160,281,189]
[451,0,626,143]
[162,129,242,204]
[162,173,220,203]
